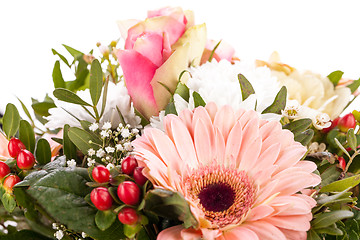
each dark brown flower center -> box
[198,183,235,212]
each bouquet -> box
[1,6,360,240]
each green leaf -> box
[165,101,178,116]
[347,78,360,94]
[320,174,360,192]
[193,92,206,108]
[35,138,52,165]
[95,210,117,231]
[16,97,33,123]
[124,223,142,239]
[0,229,53,240]
[334,138,351,159]
[294,129,314,146]
[262,86,287,114]
[175,82,190,102]
[53,88,91,106]
[31,101,56,117]
[316,224,343,235]
[100,77,109,118]
[208,40,222,62]
[316,188,352,205]
[238,74,255,101]
[68,127,102,154]
[320,165,341,186]
[89,59,103,106]
[1,192,16,212]
[346,128,357,151]
[312,210,354,229]
[282,118,312,135]
[3,103,20,138]
[63,44,84,58]
[66,69,90,92]
[52,60,66,89]
[327,70,344,87]
[52,48,70,67]
[63,124,77,160]
[19,120,36,153]
[144,189,198,229]
[307,229,321,240]
[25,160,125,240]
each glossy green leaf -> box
[316,224,343,235]
[282,118,312,135]
[100,77,109,118]
[0,230,53,240]
[1,192,16,212]
[89,59,103,106]
[165,101,177,116]
[353,110,360,122]
[175,82,190,102]
[316,188,352,205]
[52,60,66,89]
[13,188,38,221]
[3,103,20,138]
[19,120,36,153]
[307,229,321,240]
[193,92,206,108]
[35,138,52,165]
[63,44,83,58]
[95,210,117,231]
[208,40,222,62]
[68,127,102,154]
[262,86,287,114]
[346,128,357,151]
[312,210,354,229]
[238,74,255,101]
[347,78,360,93]
[65,69,90,92]
[16,97,33,123]
[327,70,344,87]
[144,189,198,229]
[320,174,360,192]
[63,124,77,160]
[124,223,142,239]
[52,48,70,67]
[320,165,341,186]
[334,138,351,159]
[53,88,91,106]
[31,101,56,117]
[294,129,314,146]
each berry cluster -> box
[1,138,37,193]
[89,155,148,227]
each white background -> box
[0,0,359,114]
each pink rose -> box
[201,39,237,64]
[117,7,206,119]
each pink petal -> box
[147,7,187,25]
[214,127,226,165]
[133,32,164,67]
[223,227,259,240]
[270,196,313,216]
[206,39,235,62]
[274,144,306,173]
[278,228,307,240]
[213,105,235,141]
[117,50,158,119]
[205,102,218,122]
[157,225,185,240]
[294,160,318,173]
[247,205,275,221]
[0,132,10,159]
[194,118,212,165]
[239,136,262,174]
[225,121,243,167]
[266,215,311,231]
[179,109,194,138]
[117,19,140,40]
[245,221,287,240]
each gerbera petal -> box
[194,118,212,165]
[266,215,311,231]
[223,226,259,240]
[157,225,186,240]
[247,205,275,222]
[279,228,307,240]
[245,220,287,240]
[214,105,235,141]
[225,121,242,166]
[205,102,218,122]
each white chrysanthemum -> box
[151,60,281,129]
[45,81,141,129]
[66,159,76,168]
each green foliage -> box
[35,138,52,165]
[52,60,66,88]
[89,59,103,106]
[175,82,190,102]
[238,73,255,101]
[320,174,360,193]
[283,118,314,145]
[262,86,287,114]
[193,92,206,108]
[144,189,198,229]
[19,120,35,153]
[95,210,117,231]
[63,124,78,160]
[3,103,20,139]
[165,101,178,116]
[347,78,360,93]
[1,192,16,213]
[67,127,102,154]
[327,70,344,87]
[0,230,53,240]
[53,88,91,106]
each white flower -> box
[54,230,64,240]
[87,158,96,167]
[105,146,115,153]
[124,142,133,151]
[282,100,301,119]
[106,163,115,170]
[96,149,106,158]
[102,121,112,130]
[131,128,139,134]
[66,159,76,168]
[82,232,88,238]
[121,128,130,138]
[88,148,96,156]
[100,130,110,138]
[45,81,141,129]
[89,123,99,132]
[52,223,58,230]
[314,113,332,130]
[116,144,124,151]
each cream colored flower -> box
[258,52,351,121]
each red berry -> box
[118,207,138,225]
[90,187,113,211]
[0,162,11,180]
[117,181,140,206]
[8,138,26,158]
[121,156,138,175]
[338,157,346,171]
[338,113,356,132]
[92,165,110,183]
[133,167,147,186]
[3,175,20,192]
[17,150,35,170]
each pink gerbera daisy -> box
[133,103,320,240]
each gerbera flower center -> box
[185,165,256,228]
